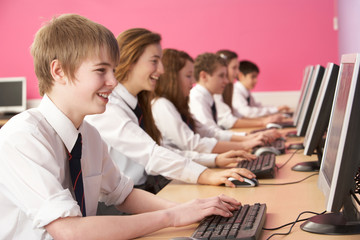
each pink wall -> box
[0,0,338,100]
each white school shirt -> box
[189,84,245,141]
[151,97,218,154]
[86,83,207,186]
[0,95,133,240]
[232,81,278,118]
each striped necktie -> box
[211,102,217,123]
[68,133,86,216]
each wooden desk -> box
[139,149,359,240]
[0,119,7,126]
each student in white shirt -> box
[152,48,276,154]
[0,15,241,239]
[86,28,257,193]
[189,53,281,145]
[215,50,285,127]
[233,60,291,118]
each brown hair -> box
[194,53,226,82]
[155,48,196,132]
[115,28,162,144]
[216,50,238,109]
[31,14,119,96]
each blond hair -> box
[31,14,119,96]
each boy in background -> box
[0,14,240,239]
[232,60,291,118]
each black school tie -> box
[133,103,145,130]
[211,102,217,123]
[246,96,251,105]
[180,114,194,131]
[69,133,86,216]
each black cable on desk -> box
[260,173,319,186]
[263,210,326,239]
[276,149,299,170]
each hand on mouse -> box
[215,150,256,167]
[166,194,241,227]
[197,168,256,187]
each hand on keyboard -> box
[167,194,241,227]
[215,150,256,168]
[197,168,256,188]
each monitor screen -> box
[301,53,360,235]
[293,66,314,126]
[0,77,26,114]
[296,64,325,137]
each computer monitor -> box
[0,77,26,115]
[291,66,314,127]
[296,64,325,137]
[301,53,360,235]
[292,63,339,172]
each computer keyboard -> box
[237,153,276,178]
[192,203,267,240]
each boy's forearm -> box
[116,188,177,214]
[46,211,172,240]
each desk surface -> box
[138,132,359,240]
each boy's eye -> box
[96,68,106,73]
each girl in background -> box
[214,50,284,129]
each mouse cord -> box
[275,149,299,170]
[260,173,319,186]
[263,210,326,239]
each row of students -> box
[0,14,288,239]
[0,15,244,239]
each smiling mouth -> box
[97,93,110,99]
[150,75,159,81]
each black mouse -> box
[226,177,259,187]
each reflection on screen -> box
[322,63,354,186]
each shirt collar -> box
[235,81,250,98]
[112,83,138,110]
[38,94,82,152]
[194,84,215,106]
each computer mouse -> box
[266,122,282,129]
[227,177,259,187]
[254,146,281,156]
[287,143,304,150]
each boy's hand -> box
[278,105,291,113]
[250,128,282,143]
[167,194,241,227]
[197,168,256,187]
[215,150,256,167]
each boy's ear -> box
[50,59,66,84]
[199,71,208,83]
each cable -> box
[260,173,318,186]
[264,210,326,240]
[276,149,300,170]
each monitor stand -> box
[291,146,322,172]
[301,197,360,235]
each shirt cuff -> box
[32,189,82,234]
[180,160,207,184]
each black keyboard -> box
[192,203,267,240]
[237,153,276,178]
